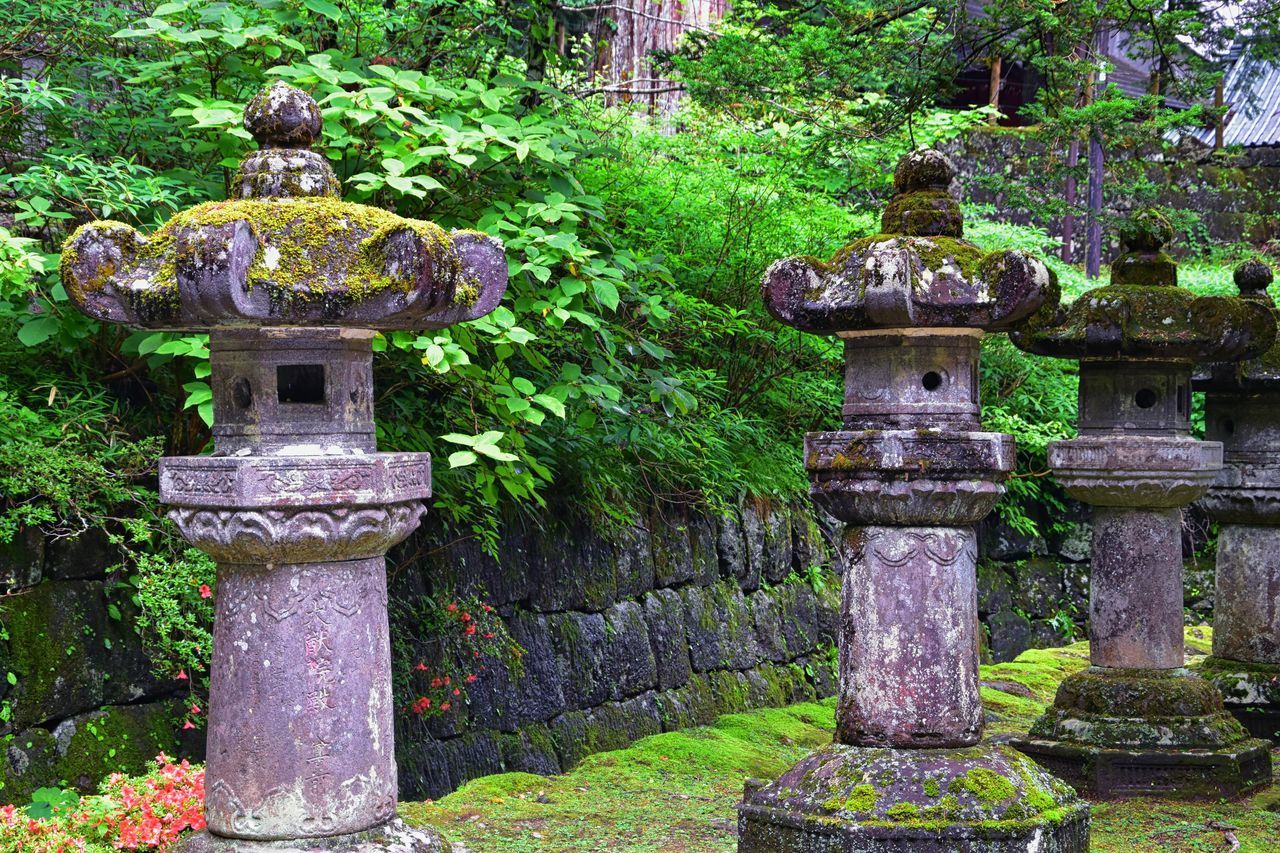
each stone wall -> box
[0,529,189,803]
[386,499,843,801]
[941,128,1280,251]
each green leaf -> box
[448,451,477,468]
[533,394,566,418]
[474,445,519,462]
[593,280,620,311]
[17,317,58,346]
[5,672,15,686]
[303,0,341,21]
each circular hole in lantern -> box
[1135,388,1158,409]
[921,371,943,392]
[231,377,253,409]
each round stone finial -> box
[244,81,323,149]
[1235,259,1274,296]
[1118,208,1174,253]
[893,148,955,193]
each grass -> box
[401,626,1280,852]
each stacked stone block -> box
[390,501,840,799]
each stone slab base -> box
[1011,736,1273,800]
[736,742,1090,853]
[736,812,1091,853]
[180,819,445,852]
[1229,704,1280,741]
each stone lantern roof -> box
[1195,260,1280,391]
[761,149,1056,332]
[1014,210,1274,363]
[59,81,506,331]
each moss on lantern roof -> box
[1013,210,1275,364]
[61,197,459,306]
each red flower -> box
[430,677,443,688]
[453,687,461,696]
[460,611,471,622]
[182,721,196,730]
[447,603,458,612]
[176,669,188,680]
[198,584,213,599]
[466,674,478,683]
[190,703,201,714]
[440,702,451,712]
[414,661,428,672]
[464,623,477,636]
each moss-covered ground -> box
[401,626,1280,851]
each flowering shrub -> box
[392,591,523,719]
[0,755,204,852]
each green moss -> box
[0,585,97,729]
[922,777,940,797]
[920,793,961,821]
[827,783,878,814]
[950,767,1016,806]
[401,630,1280,852]
[885,801,919,820]
[53,704,181,792]
[62,197,463,308]
[880,190,964,237]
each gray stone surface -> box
[1013,214,1272,799]
[59,81,508,846]
[0,527,43,591]
[743,149,1087,849]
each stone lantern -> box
[1010,212,1274,799]
[59,82,507,850]
[737,150,1090,852]
[1194,259,1280,741]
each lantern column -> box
[737,150,1089,853]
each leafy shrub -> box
[0,755,203,851]
[392,591,523,719]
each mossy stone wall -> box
[0,530,189,804]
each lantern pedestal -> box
[739,744,1090,853]
[1198,658,1280,740]
[739,433,1088,850]
[181,819,444,851]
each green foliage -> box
[122,543,216,687]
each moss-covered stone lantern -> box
[60,81,508,851]
[1010,212,1274,799]
[1193,259,1280,742]
[737,150,1090,852]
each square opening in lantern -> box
[277,364,326,404]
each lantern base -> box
[181,819,445,852]
[1010,736,1272,800]
[1196,657,1280,740]
[736,742,1090,853]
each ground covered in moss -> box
[402,627,1280,852]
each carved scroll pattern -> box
[170,502,425,563]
